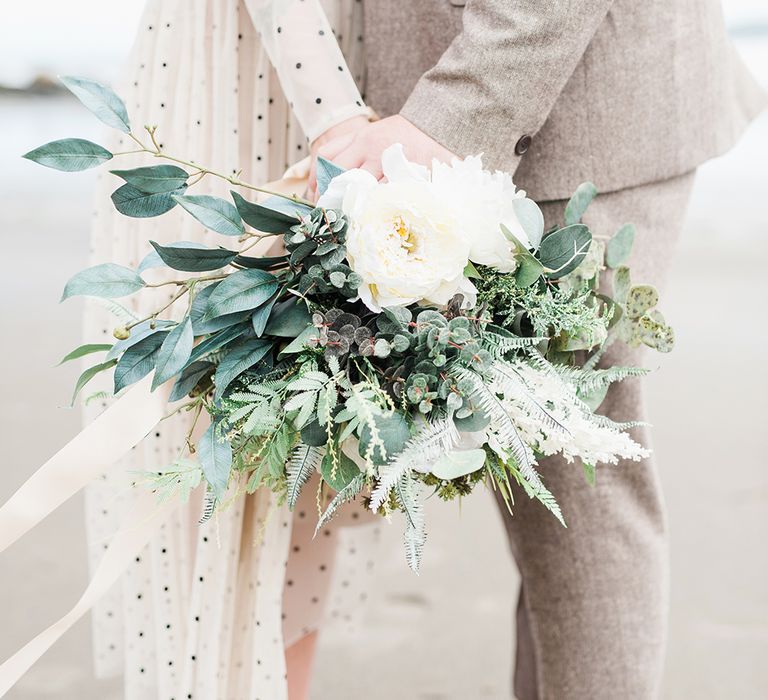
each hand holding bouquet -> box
[25,78,674,571]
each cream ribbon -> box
[0,173,310,695]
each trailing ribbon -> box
[0,171,310,695]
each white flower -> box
[431,154,531,272]
[318,145,475,312]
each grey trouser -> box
[497,171,697,700]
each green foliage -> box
[173,194,244,236]
[511,198,545,249]
[152,317,194,390]
[114,330,167,392]
[316,157,345,197]
[198,420,233,499]
[203,269,278,319]
[111,164,189,193]
[70,359,117,405]
[538,224,592,278]
[57,343,112,365]
[231,191,298,233]
[213,339,273,400]
[62,263,146,301]
[606,223,635,268]
[563,181,597,226]
[286,444,324,509]
[61,76,130,133]
[149,241,238,272]
[111,183,186,218]
[23,138,112,171]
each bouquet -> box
[24,78,674,571]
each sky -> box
[1,0,767,88]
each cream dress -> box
[82,1,378,698]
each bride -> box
[83,1,376,698]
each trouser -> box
[497,171,697,700]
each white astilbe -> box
[494,363,649,465]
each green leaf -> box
[203,269,278,319]
[114,332,166,392]
[606,223,636,269]
[187,322,249,364]
[300,419,328,447]
[70,359,117,405]
[110,164,188,194]
[316,157,345,197]
[613,266,631,305]
[260,194,314,219]
[232,254,288,270]
[106,320,174,361]
[582,461,596,486]
[251,294,280,337]
[173,194,244,236]
[321,450,361,492]
[264,300,312,338]
[169,361,212,402]
[278,325,320,356]
[538,224,592,279]
[149,240,238,272]
[564,182,597,226]
[138,240,208,273]
[152,317,194,390]
[62,263,145,300]
[430,448,486,480]
[358,413,411,466]
[231,191,298,233]
[214,339,273,400]
[111,183,186,218]
[57,343,112,365]
[23,138,112,172]
[501,224,544,287]
[198,421,232,499]
[60,76,130,133]
[190,283,250,335]
[463,260,482,279]
[511,198,545,250]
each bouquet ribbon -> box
[0,169,310,696]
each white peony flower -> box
[318,145,476,312]
[431,154,530,272]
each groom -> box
[310,1,765,698]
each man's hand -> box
[308,115,455,200]
[308,115,370,201]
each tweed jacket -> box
[362,0,766,200]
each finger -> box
[359,158,383,181]
[317,131,357,162]
[332,143,368,171]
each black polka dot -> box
[315,98,322,104]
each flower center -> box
[392,216,417,251]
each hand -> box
[308,115,455,200]
[308,115,370,201]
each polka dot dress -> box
[82,1,377,698]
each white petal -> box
[381,143,429,183]
[317,168,378,210]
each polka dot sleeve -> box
[243,0,371,143]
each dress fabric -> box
[82,2,376,698]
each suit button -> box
[515,134,532,155]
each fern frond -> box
[199,488,217,524]
[94,297,141,324]
[491,361,571,436]
[483,332,547,359]
[555,364,649,395]
[509,464,565,528]
[452,366,542,491]
[286,443,324,510]
[395,474,426,574]
[369,417,459,511]
[314,472,366,533]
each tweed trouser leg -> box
[497,171,697,700]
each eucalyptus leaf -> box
[110,164,189,194]
[430,448,486,480]
[198,421,232,499]
[316,157,345,197]
[187,322,250,364]
[112,183,186,218]
[23,138,112,172]
[62,263,145,301]
[358,413,410,466]
[203,269,278,319]
[173,194,244,236]
[606,223,636,269]
[138,240,208,273]
[152,317,194,390]
[231,191,298,233]
[114,331,166,392]
[320,450,360,492]
[278,325,320,356]
[500,224,544,287]
[511,198,545,250]
[169,361,213,402]
[190,283,251,334]
[538,224,592,279]
[232,254,288,270]
[251,294,280,337]
[61,76,130,132]
[265,300,312,338]
[149,240,238,272]
[70,359,117,406]
[57,343,112,366]
[564,181,597,226]
[214,339,273,400]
